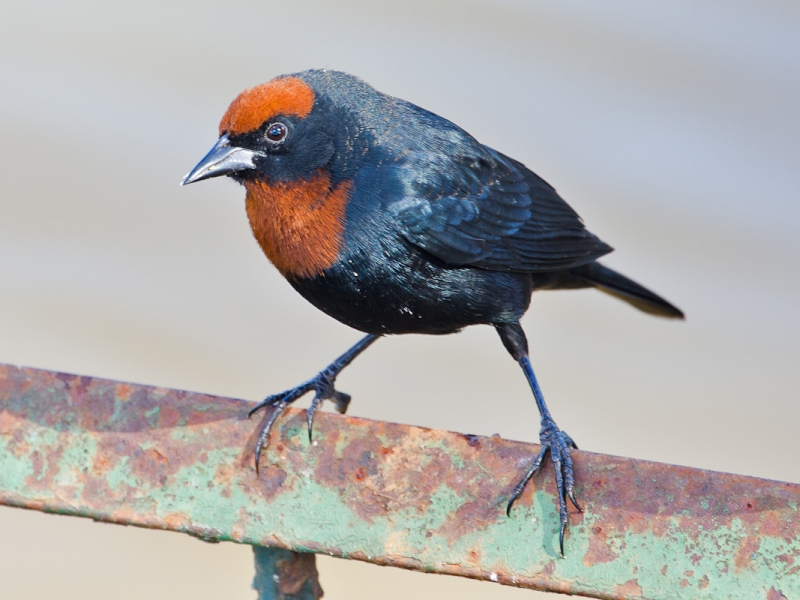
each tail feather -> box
[569,262,684,319]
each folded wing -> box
[390,147,612,272]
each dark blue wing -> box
[390,147,613,272]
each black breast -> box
[288,223,533,335]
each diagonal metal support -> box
[0,364,798,599]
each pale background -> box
[1,1,799,598]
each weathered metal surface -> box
[253,547,323,600]
[0,364,798,599]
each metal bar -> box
[252,547,323,600]
[0,364,797,600]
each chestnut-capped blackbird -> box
[182,69,683,556]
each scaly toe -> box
[251,371,351,467]
[506,444,549,516]
[506,423,581,557]
[248,395,282,419]
[545,429,579,557]
[306,394,324,442]
[249,385,311,418]
[331,390,352,414]
[254,399,290,474]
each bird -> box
[181,69,683,557]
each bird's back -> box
[281,70,614,334]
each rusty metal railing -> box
[0,364,797,599]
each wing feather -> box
[390,147,612,272]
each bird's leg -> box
[495,322,581,557]
[249,333,380,472]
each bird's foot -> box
[506,418,581,557]
[248,369,351,473]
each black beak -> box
[181,134,261,185]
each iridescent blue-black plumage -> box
[182,69,683,557]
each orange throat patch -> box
[244,172,352,279]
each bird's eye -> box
[266,122,288,143]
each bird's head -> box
[181,71,386,279]
[181,70,396,185]
[181,71,378,187]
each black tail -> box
[569,262,684,319]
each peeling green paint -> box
[1,364,798,600]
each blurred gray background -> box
[1,1,799,598]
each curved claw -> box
[306,384,349,442]
[251,372,353,467]
[506,426,580,558]
[248,396,280,419]
[552,430,578,557]
[568,489,583,513]
[506,445,549,517]
[254,400,289,474]
[562,442,582,513]
[249,386,310,419]
[249,334,376,474]
[306,394,324,442]
[550,444,568,558]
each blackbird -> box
[182,70,683,556]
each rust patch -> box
[2,364,800,599]
[441,499,496,541]
[767,587,788,600]
[163,512,191,529]
[612,579,643,596]
[276,552,322,597]
[758,509,789,538]
[454,499,495,530]
[116,384,132,401]
[0,411,16,436]
[777,553,794,568]
[131,447,170,486]
[541,561,556,578]
[583,525,619,566]
[254,464,288,501]
[735,535,761,571]
[311,423,401,522]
